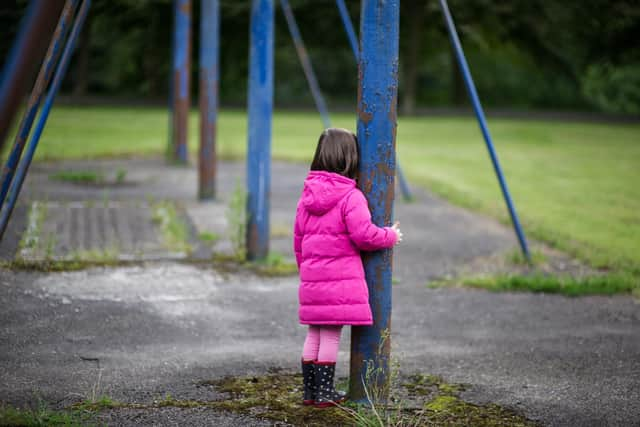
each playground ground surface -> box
[12,106,640,275]
[0,156,638,426]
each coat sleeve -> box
[343,190,398,251]
[293,199,304,268]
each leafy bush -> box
[582,63,640,114]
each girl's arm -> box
[343,190,398,251]
[293,199,304,268]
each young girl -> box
[293,128,402,408]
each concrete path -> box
[1,157,638,426]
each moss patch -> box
[424,394,535,426]
[49,169,130,186]
[0,258,123,272]
[201,374,352,426]
[72,395,127,412]
[401,373,537,426]
[212,252,298,277]
[50,170,105,184]
[29,372,538,426]
[199,372,538,426]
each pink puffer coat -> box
[294,170,398,325]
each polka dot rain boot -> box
[313,362,347,408]
[301,359,316,405]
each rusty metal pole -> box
[349,0,399,404]
[335,0,413,202]
[198,0,219,200]
[246,0,274,261]
[0,0,66,151]
[170,0,191,164]
[0,0,91,241]
[0,0,78,212]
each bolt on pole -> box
[171,0,191,164]
[199,0,219,200]
[349,0,399,404]
[246,0,274,261]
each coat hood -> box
[302,171,356,215]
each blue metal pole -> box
[0,0,66,151]
[171,0,192,164]
[246,0,274,260]
[396,161,412,202]
[0,0,79,212]
[349,0,399,404]
[335,0,413,202]
[199,0,219,200]
[438,0,531,262]
[0,0,91,240]
[335,0,359,59]
[279,0,330,129]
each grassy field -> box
[4,106,640,273]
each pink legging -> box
[302,325,342,363]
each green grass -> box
[5,105,640,273]
[198,231,219,242]
[50,170,105,184]
[0,403,89,426]
[459,273,639,297]
[505,248,548,267]
[428,272,640,297]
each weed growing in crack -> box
[226,180,247,261]
[151,200,192,255]
[17,201,48,260]
[0,400,89,426]
[115,168,127,184]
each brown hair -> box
[310,128,359,179]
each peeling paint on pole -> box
[349,0,399,404]
[199,0,219,200]
[335,0,413,202]
[171,0,191,164]
[246,0,274,260]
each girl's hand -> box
[391,221,402,244]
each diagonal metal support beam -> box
[0,0,92,241]
[438,0,531,262]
